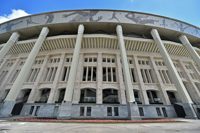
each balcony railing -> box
[80,97,96,103]
[149,98,163,104]
[103,95,119,104]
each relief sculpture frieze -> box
[0,10,199,38]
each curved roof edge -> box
[0,9,200,42]
[0,9,199,29]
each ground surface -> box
[0,119,199,133]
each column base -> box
[0,101,15,118]
[127,102,141,120]
[57,101,72,119]
[182,103,198,119]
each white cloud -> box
[0,9,30,24]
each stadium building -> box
[0,10,200,119]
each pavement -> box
[0,119,199,133]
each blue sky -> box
[0,0,199,26]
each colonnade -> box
[0,24,199,118]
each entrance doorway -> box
[167,91,177,104]
[11,89,31,115]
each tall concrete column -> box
[0,32,19,61]
[116,25,134,103]
[179,35,200,68]
[0,27,49,117]
[151,29,197,118]
[116,54,126,104]
[63,24,84,102]
[116,25,140,119]
[149,56,171,105]
[58,24,84,119]
[97,52,103,104]
[72,53,84,104]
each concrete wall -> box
[21,103,177,119]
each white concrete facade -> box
[0,10,200,119]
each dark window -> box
[162,107,168,117]
[103,89,119,104]
[131,68,136,82]
[34,106,40,116]
[103,67,107,81]
[139,107,144,116]
[80,88,96,103]
[61,67,67,81]
[108,68,111,81]
[80,107,85,116]
[144,69,150,83]
[167,91,177,104]
[87,67,92,81]
[107,107,112,116]
[51,67,57,81]
[89,58,93,62]
[57,89,65,103]
[152,91,158,98]
[140,69,146,83]
[112,68,116,82]
[114,107,119,116]
[93,67,97,81]
[86,107,92,116]
[134,90,142,104]
[82,67,87,81]
[134,90,139,99]
[36,89,50,103]
[197,108,200,115]
[29,106,34,115]
[112,59,115,63]
[129,59,132,64]
[156,107,162,116]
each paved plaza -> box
[0,119,199,133]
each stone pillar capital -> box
[0,32,20,61]
[78,24,84,34]
[9,32,20,42]
[40,27,49,37]
[116,25,123,32]
[179,35,189,44]
[151,29,159,36]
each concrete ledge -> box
[13,117,179,123]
